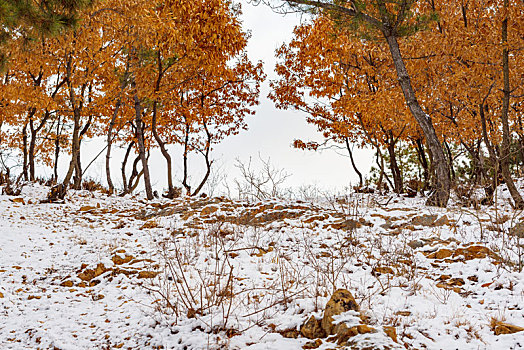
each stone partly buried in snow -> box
[297,289,399,348]
[410,214,449,227]
[321,289,360,336]
[78,263,108,281]
[299,289,360,340]
[426,245,501,261]
[300,316,325,339]
[509,222,524,238]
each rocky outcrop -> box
[321,289,359,336]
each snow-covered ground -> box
[0,184,523,349]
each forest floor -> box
[0,184,523,349]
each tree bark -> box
[386,133,403,194]
[152,101,176,198]
[120,141,134,195]
[53,116,62,184]
[384,33,450,206]
[344,137,363,187]
[499,0,524,208]
[133,92,154,200]
[414,138,430,190]
[22,123,28,181]
[182,118,191,195]
[105,106,118,194]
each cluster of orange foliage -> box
[0,0,264,199]
[271,0,524,199]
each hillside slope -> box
[0,184,523,349]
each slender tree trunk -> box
[133,93,154,200]
[28,110,49,181]
[53,116,61,184]
[414,138,430,190]
[22,123,28,181]
[480,104,497,202]
[499,0,524,208]
[182,118,191,195]
[120,141,134,195]
[106,59,129,194]
[384,34,450,206]
[63,110,80,187]
[106,108,117,193]
[444,141,456,182]
[151,52,176,198]
[71,116,92,190]
[29,119,36,181]
[191,120,213,196]
[152,101,176,198]
[344,137,363,187]
[386,135,403,194]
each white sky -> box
[74,1,373,195]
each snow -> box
[0,183,523,349]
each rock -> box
[455,245,500,261]
[9,197,25,204]
[329,219,361,231]
[438,274,451,281]
[302,339,322,349]
[381,221,395,230]
[336,324,376,345]
[335,323,359,344]
[137,271,159,279]
[79,205,97,212]
[372,266,394,275]
[321,289,359,336]
[448,278,465,286]
[509,222,524,238]
[279,328,300,339]
[408,240,424,249]
[111,254,134,265]
[300,316,325,339]
[384,326,398,343]
[395,311,411,316]
[433,215,449,226]
[201,205,219,216]
[78,263,108,281]
[426,248,453,259]
[410,214,449,227]
[61,280,74,287]
[467,275,478,282]
[140,220,160,230]
[411,214,438,226]
[494,322,524,335]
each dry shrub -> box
[82,178,110,194]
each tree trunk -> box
[480,104,498,203]
[182,119,191,195]
[152,101,176,198]
[499,0,524,208]
[22,123,28,181]
[120,141,134,195]
[53,116,61,184]
[414,138,430,190]
[191,119,213,196]
[444,141,456,182]
[62,109,80,187]
[384,34,450,206]
[106,109,117,194]
[28,109,50,181]
[386,134,403,194]
[133,93,154,200]
[344,137,363,187]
